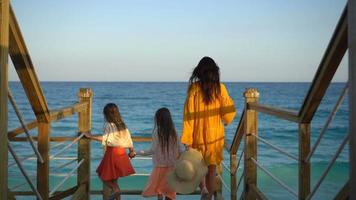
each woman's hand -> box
[185,145,191,151]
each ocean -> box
[7,82,349,200]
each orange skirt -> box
[142,167,176,199]
[96,147,135,181]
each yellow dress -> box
[181,83,236,165]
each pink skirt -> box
[96,147,135,181]
[142,167,176,199]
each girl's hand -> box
[128,151,136,159]
[82,131,92,138]
[128,148,136,158]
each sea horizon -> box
[7,82,349,199]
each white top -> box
[102,122,133,148]
[142,131,184,167]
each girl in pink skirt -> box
[139,107,183,200]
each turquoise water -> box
[8,82,349,199]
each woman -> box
[181,56,236,200]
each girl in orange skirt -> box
[139,108,183,200]
[84,103,136,200]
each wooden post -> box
[37,122,51,200]
[230,153,237,200]
[348,0,356,198]
[0,0,9,199]
[243,88,259,200]
[78,88,92,200]
[298,123,310,200]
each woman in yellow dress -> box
[181,56,236,200]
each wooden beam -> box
[299,7,348,123]
[71,184,86,200]
[37,122,51,200]
[249,184,268,200]
[248,102,299,123]
[9,136,77,142]
[299,123,311,200]
[13,189,202,196]
[77,88,92,200]
[230,110,245,154]
[0,0,9,199]
[91,190,201,195]
[49,186,78,200]
[9,136,152,142]
[8,102,88,138]
[8,5,50,123]
[7,188,16,200]
[50,102,88,122]
[8,119,37,138]
[333,181,349,200]
[243,88,259,200]
[348,0,356,199]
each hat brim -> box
[167,149,208,194]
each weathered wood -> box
[48,186,78,200]
[96,190,201,195]
[299,123,311,200]
[9,5,50,123]
[0,0,9,199]
[230,154,238,200]
[10,136,78,142]
[333,181,349,200]
[8,102,88,138]
[348,1,356,199]
[132,136,152,142]
[248,102,299,123]
[230,110,245,154]
[299,7,348,123]
[13,189,202,196]
[50,102,88,122]
[249,184,268,200]
[7,188,16,200]
[243,88,259,200]
[37,122,51,200]
[71,184,86,200]
[8,119,37,138]
[9,136,153,142]
[77,88,92,200]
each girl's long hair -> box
[103,103,127,131]
[189,56,221,104]
[154,107,177,155]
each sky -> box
[9,0,348,82]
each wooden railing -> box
[7,88,93,200]
[222,5,352,200]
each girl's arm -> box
[83,132,103,142]
[137,132,155,156]
[125,129,136,158]
[138,147,153,156]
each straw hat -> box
[167,148,208,194]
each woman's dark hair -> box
[103,103,127,131]
[189,56,221,104]
[154,107,177,155]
